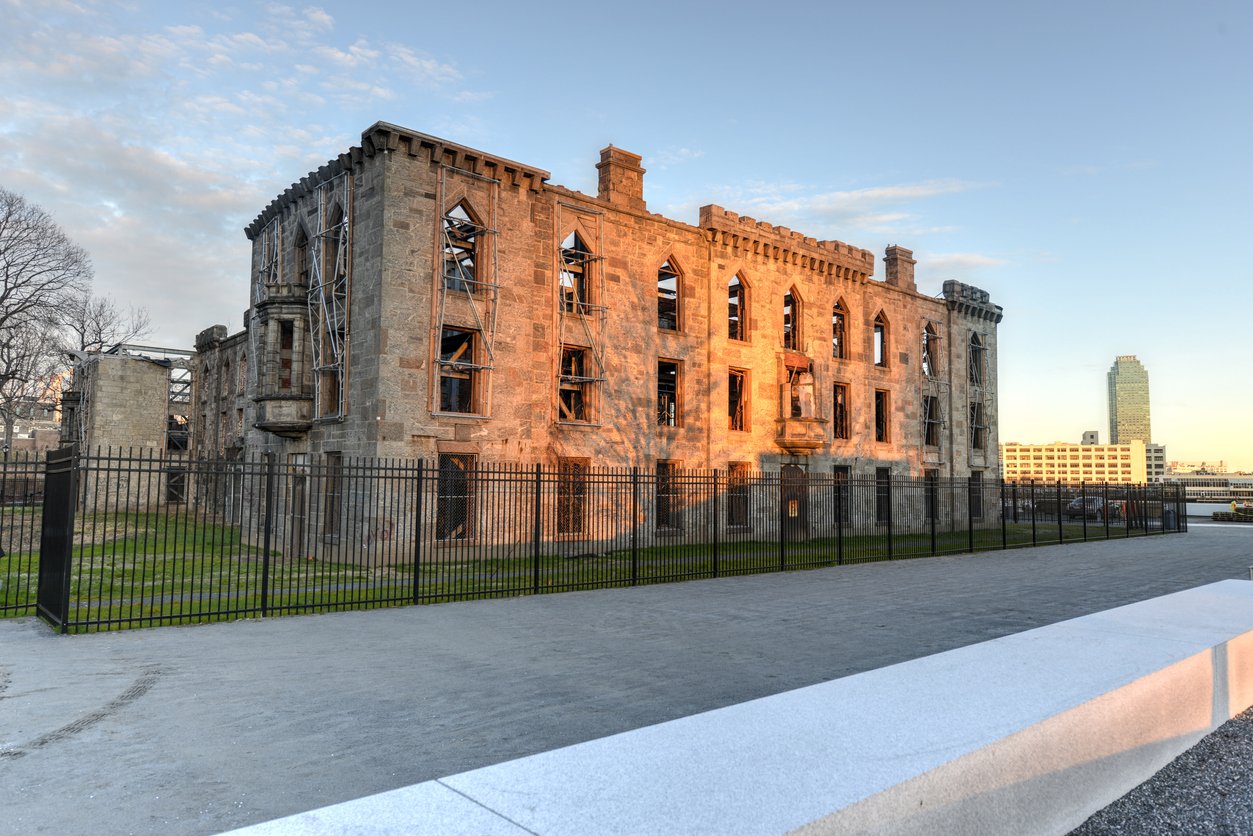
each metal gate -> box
[36,446,77,633]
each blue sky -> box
[2,0,1250,469]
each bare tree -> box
[0,187,92,339]
[0,320,63,453]
[60,290,152,354]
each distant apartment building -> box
[1000,440,1148,484]
[1169,460,1228,475]
[1107,355,1151,444]
[1146,443,1166,483]
[1081,430,1100,445]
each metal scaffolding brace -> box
[555,204,608,406]
[434,165,502,415]
[307,174,351,419]
[249,217,282,394]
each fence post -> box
[1001,479,1007,549]
[36,445,78,633]
[929,478,937,556]
[532,463,542,595]
[1030,481,1037,546]
[260,452,275,618]
[1103,482,1110,539]
[411,460,425,605]
[1056,480,1063,543]
[711,470,720,579]
[835,477,845,566]
[1081,483,1088,541]
[886,477,894,561]
[630,467,639,587]
[778,473,786,572]
[967,476,975,553]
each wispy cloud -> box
[705,178,993,239]
[921,252,1009,275]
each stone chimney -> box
[596,146,646,211]
[883,245,917,292]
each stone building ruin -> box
[190,122,1004,559]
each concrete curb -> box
[231,580,1253,835]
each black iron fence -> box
[0,452,46,616]
[24,448,1186,632]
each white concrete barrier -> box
[233,580,1253,835]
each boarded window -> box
[728,369,747,431]
[436,453,475,541]
[833,384,849,439]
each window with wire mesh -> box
[833,384,849,439]
[657,259,680,331]
[557,458,588,535]
[656,460,683,530]
[560,232,592,314]
[728,369,748,431]
[436,453,475,541]
[558,346,592,422]
[968,470,984,520]
[439,328,477,414]
[443,203,480,294]
[875,467,892,524]
[727,461,751,528]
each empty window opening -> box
[833,383,849,439]
[560,232,593,314]
[922,323,939,376]
[874,389,891,442]
[727,274,747,341]
[832,301,847,360]
[969,332,986,386]
[165,469,187,505]
[873,313,889,367]
[443,203,481,294]
[559,346,593,422]
[783,288,801,351]
[436,453,476,541]
[923,395,942,446]
[439,328,477,414]
[728,369,748,431]
[970,401,988,450]
[294,226,310,285]
[557,458,588,535]
[657,260,680,331]
[657,360,680,426]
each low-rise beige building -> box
[1000,440,1148,484]
[194,123,1003,485]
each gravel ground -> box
[1072,705,1253,835]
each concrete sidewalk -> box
[3,525,1251,835]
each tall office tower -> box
[1107,355,1151,444]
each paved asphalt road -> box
[3,522,1252,835]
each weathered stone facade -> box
[197,122,1003,482]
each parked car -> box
[1066,496,1120,520]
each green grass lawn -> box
[4,510,1168,632]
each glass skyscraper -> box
[1107,355,1151,444]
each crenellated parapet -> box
[362,121,550,192]
[942,280,1004,323]
[699,205,876,282]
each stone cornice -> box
[245,156,354,240]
